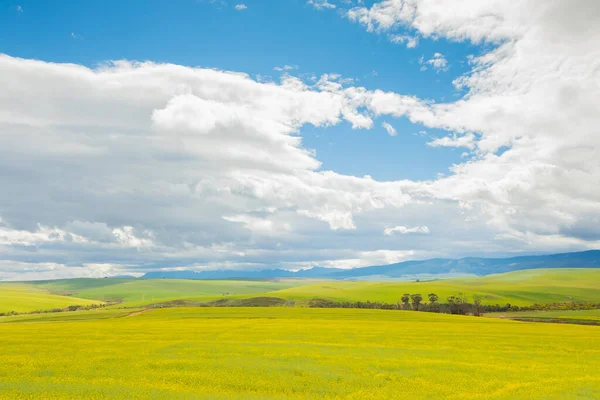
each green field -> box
[27,278,306,303]
[1,269,599,314]
[0,284,102,314]
[269,269,600,307]
[0,278,306,312]
[0,307,598,399]
[123,268,599,308]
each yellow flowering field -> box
[0,307,599,399]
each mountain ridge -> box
[140,250,600,280]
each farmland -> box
[270,268,600,307]
[0,284,101,314]
[0,307,598,399]
[1,269,599,313]
[1,269,599,398]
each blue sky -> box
[1,0,479,181]
[0,0,598,279]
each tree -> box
[426,293,440,312]
[447,292,469,315]
[447,296,459,314]
[410,294,423,311]
[458,292,470,315]
[428,293,439,304]
[401,293,411,310]
[472,295,484,317]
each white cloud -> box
[346,0,528,42]
[419,52,448,72]
[0,223,88,246]
[340,0,600,252]
[309,249,418,269]
[223,214,289,236]
[389,34,419,48]
[0,54,418,278]
[16,5,23,13]
[273,65,298,72]
[384,225,430,235]
[0,261,141,281]
[112,226,154,249]
[235,4,247,11]
[428,133,476,150]
[308,0,336,10]
[71,32,84,40]
[4,0,600,278]
[381,121,397,136]
[347,0,412,32]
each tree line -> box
[308,292,484,315]
[308,293,600,316]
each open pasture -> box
[0,284,101,314]
[1,269,599,313]
[0,279,305,312]
[255,268,600,307]
[28,278,305,303]
[0,307,599,399]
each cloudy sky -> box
[0,0,599,280]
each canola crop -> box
[0,307,599,399]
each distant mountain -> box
[140,250,600,280]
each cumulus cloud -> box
[0,55,419,278]
[426,53,448,72]
[235,4,247,11]
[384,225,430,235]
[3,0,600,278]
[418,53,448,72]
[335,1,600,250]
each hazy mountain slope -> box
[140,250,600,280]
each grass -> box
[2,269,599,313]
[0,284,102,314]
[0,279,307,312]
[31,278,307,303]
[100,268,600,308]
[254,268,600,307]
[0,307,598,399]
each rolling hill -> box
[2,267,599,311]
[0,284,102,314]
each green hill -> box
[3,268,598,311]
[0,284,102,314]
[269,268,600,306]
[5,278,307,306]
